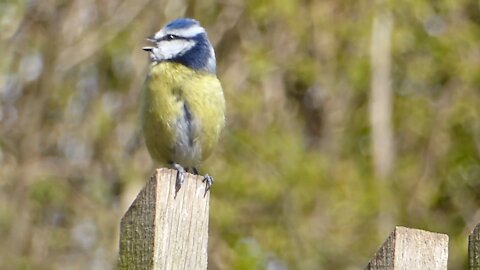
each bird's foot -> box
[172,163,186,198]
[202,174,213,196]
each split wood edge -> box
[118,168,210,270]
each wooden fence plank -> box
[118,168,210,270]
[469,223,480,269]
[365,226,448,270]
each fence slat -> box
[469,223,480,269]
[118,168,210,270]
[365,226,448,270]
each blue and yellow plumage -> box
[141,18,225,194]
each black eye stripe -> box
[161,34,188,41]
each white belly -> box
[171,101,202,167]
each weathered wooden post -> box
[468,223,480,269]
[365,226,449,270]
[118,168,210,270]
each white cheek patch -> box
[152,39,195,61]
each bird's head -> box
[143,18,216,74]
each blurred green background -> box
[1,0,479,269]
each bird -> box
[141,18,225,196]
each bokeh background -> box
[1,0,479,269]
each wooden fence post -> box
[468,223,480,269]
[365,226,449,270]
[118,168,210,270]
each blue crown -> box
[165,18,199,30]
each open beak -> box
[143,36,157,51]
[146,36,157,43]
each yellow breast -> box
[141,62,225,167]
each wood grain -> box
[365,226,448,270]
[118,168,210,270]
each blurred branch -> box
[369,12,394,179]
[56,0,151,73]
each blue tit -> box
[141,18,225,195]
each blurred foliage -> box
[0,0,479,269]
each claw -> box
[172,163,186,198]
[202,174,214,196]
